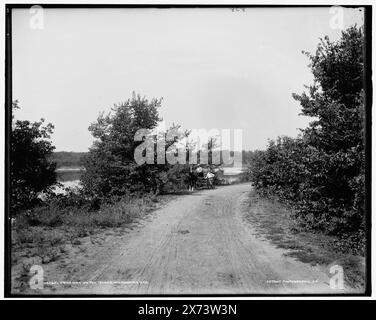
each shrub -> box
[10,101,57,214]
[249,26,366,254]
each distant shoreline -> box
[56,167,85,172]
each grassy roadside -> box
[11,193,175,293]
[244,190,365,290]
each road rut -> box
[50,183,340,294]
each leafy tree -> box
[81,92,226,201]
[11,101,57,213]
[293,26,365,233]
[249,26,366,253]
[81,93,167,200]
[293,26,365,153]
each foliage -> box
[81,93,162,198]
[19,191,156,230]
[11,101,57,214]
[81,91,227,200]
[81,93,195,199]
[249,26,365,254]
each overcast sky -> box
[12,7,364,152]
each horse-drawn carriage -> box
[195,174,214,189]
[187,165,222,190]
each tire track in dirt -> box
[45,183,345,294]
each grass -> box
[11,193,171,293]
[244,190,365,290]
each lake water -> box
[56,167,83,181]
[52,166,245,194]
[54,167,83,194]
[222,167,244,175]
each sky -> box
[12,7,364,152]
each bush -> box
[16,191,156,231]
[10,101,57,214]
[249,26,366,254]
[81,93,198,198]
[81,93,170,198]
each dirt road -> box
[46,183,341,294]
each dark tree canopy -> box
[11,101,57,213]
[293,26,365,153]
[81,93,165,199]
[249,26,366,253]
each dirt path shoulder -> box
[14,183,358,295]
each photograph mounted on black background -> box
[4,4,372,297]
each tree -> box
[11,101,57,213]
[249,26,366,253]
[293,26,365,153]
[292,26,365,236]
[81,93,165,199]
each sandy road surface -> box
[48,183,341,294]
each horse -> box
[188,166,218,190]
